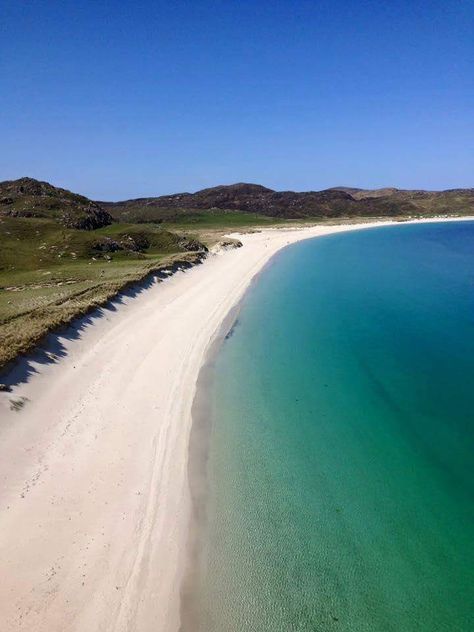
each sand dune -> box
[0,219,470,631]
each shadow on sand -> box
[1,258,204,390]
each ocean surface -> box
[193,222,474,631]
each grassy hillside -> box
[0,216,207,370]
[0,177,112,229]
[342,187,474,214]
[105,204,286,227]
[104,182,474,222]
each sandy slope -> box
[0,219,469,631]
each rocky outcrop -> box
[209,239,243,255]
[88,231,207,258]
[178,237,208,252]
[0,177,112,229]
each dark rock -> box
[178,237,208,252]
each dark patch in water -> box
[225,318,240,340]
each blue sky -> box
[1,0,473,200]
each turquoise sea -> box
[193,222,474,631]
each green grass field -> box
[161,211,286,229]
[0,216,207,370]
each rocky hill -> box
[104,183,474,223]
[3,179,473,227]
[0,177,112,229]
[329,186,474,213]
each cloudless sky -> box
[1,0,473,200]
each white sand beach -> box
[0,218,471,631]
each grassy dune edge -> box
[0,248,205,374]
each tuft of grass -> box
[9,396,29,412]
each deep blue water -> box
[195,222,474,631]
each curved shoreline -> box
[0,218,472,631]
[179,215,474,630]
[179,253,276,631]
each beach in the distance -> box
[0,218,471,631]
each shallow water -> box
[194,222,474,631]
